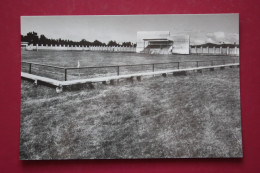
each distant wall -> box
[25,44,136,52]
[89,46,136,52]
[26,44,88,51]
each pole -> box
[64,68,67,81]
[177,62,180,69]
[117,66,120,76]
[29,63,32,74]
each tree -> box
[21,32,135,47]
[122,42,132,47]
[80,39,91,46]
[39,34,47,45]
[93,40,105,46]
[107,40,119,47]
[21,32,39,45]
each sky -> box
[21,14,239,45]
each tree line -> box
[21,32,137,47]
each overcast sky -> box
[21,14,239,45]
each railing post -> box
[117,66,120,76]
[64,68,67,81]
[152,64,155,72]
[196,61,199,68]
[29,63,32,74]
[177,62,180,69]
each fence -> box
[89,46,136,52]
[25,44,136,52]
[21,59,237,81]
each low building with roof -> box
[190,43,239,56]
[21,42,29,49]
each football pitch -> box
[21,50,239,81]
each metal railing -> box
[21,59,237,81]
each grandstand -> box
[136,31,190,55]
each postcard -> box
[20,14,242,159]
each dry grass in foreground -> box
[20,67,242,159]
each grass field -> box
[21,50,238,67]
[20,67,242,159]
[21,50,239,81]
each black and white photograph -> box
[20,14,242,160]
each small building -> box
[21,42,29,49]
[190,43,239,56]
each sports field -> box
[20,51,242,159]
[21,50,239,66]
[20,66,242,159]
[21,50,239,81]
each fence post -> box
[117,66,120,76]
[64,68,67,81]
[177,62,180,69]
[29,63,32,74]
[196,61,199,68]
[152,64,155,72]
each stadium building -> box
[136,31,190,55]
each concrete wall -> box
[26,44,88,51]
[169,35,190,54]
[25,44,136,52]
[89,46,135,52]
